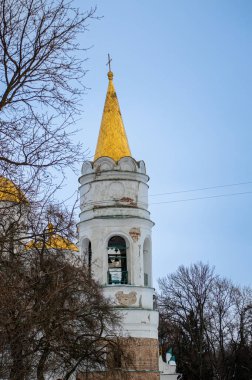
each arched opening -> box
[107,236,127,285]
[143,238,152,287]
[82,238,92,274]
[88,241,92,273]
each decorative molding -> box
[129,227,141,242]
[81,161,93,175]
[115,291,137,306]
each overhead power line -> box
[148,181,252,198]
[150,190,252,205]
[81,190,252,208]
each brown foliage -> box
[0,210,123,380]
[0,2,126,378]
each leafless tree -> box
[0,204,129,380]
[158,263,252,380]
[0,1,130,379]
[0,0,98,194]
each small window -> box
[82,238,92,274]
[107,236,127,285]
[88,241,92,274]
[143,238,152,287]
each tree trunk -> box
[10,339,25,380]
[37,348,49,380]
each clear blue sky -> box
[68,0,252,287]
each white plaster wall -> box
[103,285,155,309]
[79,175,149,220]
[78,156,158,342]
[159,355,181,379]
[160,374,179,380]
[0,202,29,252]
[114,309,159,339]
[79,157,149,216]
[78,219,153,286]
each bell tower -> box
[78,69,160,379]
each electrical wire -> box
[148,181,252,197]
[81,190,252,208]
[149,190,252,205]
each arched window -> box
[143,238,151,286]
[107,236,127,285]
[82,238,92,274]
[88,241,92,274]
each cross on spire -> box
[106,53,112,72]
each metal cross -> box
[106,53,112,71]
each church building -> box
[78,67,179,379]
[0,64,179,380]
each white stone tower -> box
[78,69,159,379]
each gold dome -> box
[0,176,26,203]
[46,234,78,252]
[26,224,78,252]
[94,71,131,161]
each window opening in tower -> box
[107,236,127,285]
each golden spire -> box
[94,60,131,161]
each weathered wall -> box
[77,338,160,380]
[78,157,159,379]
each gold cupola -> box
[94,70,131,161]
[0,176,27,203]
[26,223,78,252]
[46,223,78,252]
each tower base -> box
[77,338,160,380]
[77,372,160,380]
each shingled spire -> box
[94,70,131,161]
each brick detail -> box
[125,337,159,371]
[78,371,160,380]
[77,338,160,380]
